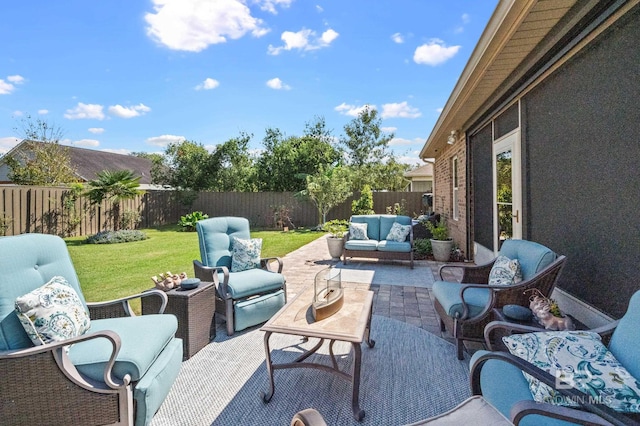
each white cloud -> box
[38,109,49,115]
[64,103,105,120]
[381,126,397,132]
[255,0,293,14]
[436,107,443,113]
[146,134,186,147]
[462,13,470,24]
[88,127,105,134]
[389,136,423,147]
[72,139,100,147]
[12,110,23,117]
[413,39,460,66]
[315,5,323,13]
[0,75,25,95]
[195,78,220,90]
[108,103,151,118]
[145,0,269,52]
[334,103,375,117]
[381,101,421,119]
[391,33,404,44]
[0,137,20,154]
[268,28,339,55]
[101,148,132,155]
[266,77,291,90]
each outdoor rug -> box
[150,315,471,426]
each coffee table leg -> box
[351,342,365,421]
[261,331,275,403]
[365,307,375,348]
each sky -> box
[0,0,499,165]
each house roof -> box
[2,140,154,184]
[403,163,434,178]
[420,0,582,158]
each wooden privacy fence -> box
[0,186,427,237]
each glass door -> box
[493,130,522,251]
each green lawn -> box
[65,225,324,308]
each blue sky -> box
[0,0,498,165]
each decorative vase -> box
[326,236,345,259]
[430,239,454,262]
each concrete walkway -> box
[280,235,458,339]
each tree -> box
[85,170,143,231]
[351,184,375,215]
[256,118,341,192]
[6,115,78,185]
[296,165,352,226]
[340,106,394,167]
[209,132,257,192]
[151,140,215,205]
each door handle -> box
[513,210,519,223]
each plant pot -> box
[326,237,345,260]
[430,239,454,262]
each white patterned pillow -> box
[15,276,90,346]
[386,222,411,242]
[349,222,369,240]
[231,237,262,272]
[488,255,523,286]
[503,331,640,413]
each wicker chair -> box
[432,239,566,360]
[0,233,183,426]
[193,216,287,336]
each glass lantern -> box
[312,267,344,321]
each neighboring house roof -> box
[403,163,433,179]
[421,0,590,158]
[0,140,155,185]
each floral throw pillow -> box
[386,222,411,242]
[15,276,91,346]
[231,237,262,272]
[349,222,369,240]
[488,255,523,286]
[503,330,640,413]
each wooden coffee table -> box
[260,285,375,421]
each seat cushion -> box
[344,240,379,251]
[432,281,490,318]
[471,350,575,426]
[222,268,285,299]
[377,240,412,253]
[234,290,286,331]
[69,314,178,382]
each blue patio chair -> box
[432,239,567,359]
[193,216,286,335]
[0,233,182,426]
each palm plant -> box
[85,170,143,231]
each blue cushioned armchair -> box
[470,290,640,426]
[432,239,566,359]
[0,234,183,426]
[193,217,287,336]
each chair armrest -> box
[261,256,283,273]
[193,260,227,297]
[455,283,492,320]
[439,260,495,282]
[87,289,168,318]
[471,351,637,426]
[1,329,128,391]
[510,400,615,426]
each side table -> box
[142,281,216,360]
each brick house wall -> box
[433,134,468,259]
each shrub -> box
[323,219,349,238]
[414,238,432,256]
[86,230,147,244]
[178,211,209,232]
[386,199,407,216]
[351,185,375,215]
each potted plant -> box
[426,217,454,262]
[323,219,349,259]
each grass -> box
[65,225,324,310]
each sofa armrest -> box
[471,351,637,426]
[88,289,168,319]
